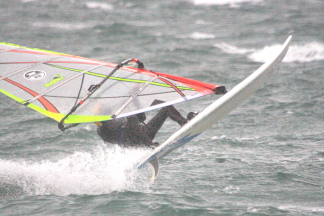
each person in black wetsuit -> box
[96,105,190,148]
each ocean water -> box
[1,0,324,215]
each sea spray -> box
[0,144,153,196]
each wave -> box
[278,205,324,214]
[85,2,114,11]
[214,42,255,54]
[0,144,152,196]
[21,0,37,2]
[32,22,97,31]
[215,41,324,63]
[178,32,216,40]
[192,0,264,7]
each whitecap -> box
[195,20,212,25]
[189,32,216,40]
[211,135,227,140]
[249,42,324,63]
[32,22,96,31]
[223,185,240,194]
[177,32,216,40]
[85,2,114,11]
[21,0,37,2]
[278,205,324,214]
[281,42,324,63]
[248,44,285,63]
[192,0,264,7]
[214,42,256,54]
[215,41,324,63]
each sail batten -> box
[113,75,159,118]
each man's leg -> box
[165,106,188,126]
[145,105,188,140]
[145,108,169,140]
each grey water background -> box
[0,0,323,215]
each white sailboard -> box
[138,36,292,180]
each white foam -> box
[215,42,255,54]
[248,44,285,63]
[223,185,240,194]
[250,42,324,63]
[0,144,152,196]
[32,22,96,30]
[21,0,37,2]
[189,32,216,40]
[192,0,263,7]
[281,42,324,63]
[215,41,324,63]
[177,32,216,40]
[278,205,324,214]
[85,2,114,11]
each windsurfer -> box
[96,105,190,148]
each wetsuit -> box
[97,105,188,148]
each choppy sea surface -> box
[1,0,323,215]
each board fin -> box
[148,157,159,181]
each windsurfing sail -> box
[0,42,226,130]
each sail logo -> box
[44,74,65,87]
[24,70,46,80]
